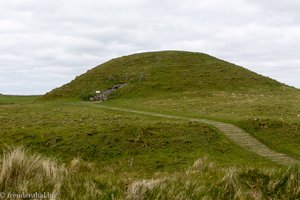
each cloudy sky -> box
[1,0,300,95]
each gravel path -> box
[93,104,299,166]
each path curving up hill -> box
[92,104,299,166]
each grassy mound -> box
[41,51,286,100]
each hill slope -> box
[41,51,286,100]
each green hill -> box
[40,51,300,159]
[41,51,286,100]
[1,51,300,199]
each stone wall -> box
[90,83,127,101]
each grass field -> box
[0,95,37,104]
[1,93,299,199]
[101,88,300,160]
[1,51,300,199]
[0,96,276,172]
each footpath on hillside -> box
[89,104,300,166]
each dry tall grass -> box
[126,158,300,200]
[0,147,104,200]
[0,146,65,195]
[0,147,299,200]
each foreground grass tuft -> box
[0,147,299,200]
[0,146,65,194]
[126,158,300,200]
[0,147,105,200]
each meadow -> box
[0,51,299,199]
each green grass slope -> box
[0,100,275,172]
[41,51,287,100]
[39,50,300,160]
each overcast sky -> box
[1,0,300,95]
